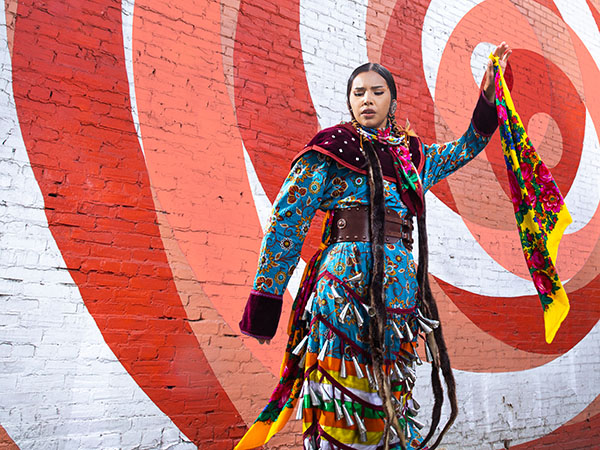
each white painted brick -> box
[121,429,144,448]
[0,342,12,357]
[139,425,164,448]
[10,343,35,357]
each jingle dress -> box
[237,93,498,450]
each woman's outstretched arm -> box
[239,151,331,342]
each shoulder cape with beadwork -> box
[293,122,425,216]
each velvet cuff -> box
[239,290,283,340]
[471,91,498,137]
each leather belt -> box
[330,206,414,250]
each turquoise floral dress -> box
[237,93,497,450]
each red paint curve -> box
[11,0,244,445]
[512,399,600,449]
[234,0,333,262]
[436,273,600,354]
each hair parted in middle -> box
[346,62,404,137]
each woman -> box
[237,43,511,450]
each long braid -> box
[347,59,459,447]
[414,178,458,450]
[390,110,458,449]
[353,118,406,450]
[388,113,405,140]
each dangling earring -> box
[389,99,397,115]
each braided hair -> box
[347,63,458,450]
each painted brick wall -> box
[0,0,599,449]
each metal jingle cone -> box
[424,340,434,363]
[361,302,376,317]
[397,354,411,366]
[331,285,343,301]
[353,411,368,442]
[419,314,440,329]
[293,334,310,355]
[394,362,405,381]
[339,302,351,323]
[413,348,423,366]
[351,355,365,379]
[407,415,425,430]
[299,349,307,368]
[296,401,304,421]
[296,382,306,420]
[333,398,344,421]
[307,383,320,407]
[340,354,347,379]
[346,272,363,283]
[317,338,331,361]
[399,348,416,362]
[365,364,375,389]
[352,304,364,327]
[404,322,414,341]
[405,421,413,440]
[400,365,416,383]
[372,367,379,390]
[411,397,421,410]
[320,383,332,402]
[407,406,418,416]
[405,365,417,381]
[304,436,316,450]
[341,403,355,427]
[392,321,404,339]
[303,293,315,320]
[390,422,399,439]
[417,317,433,335]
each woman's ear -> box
[389,99,397,115]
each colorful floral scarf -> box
[491,54,572,344]
[357,123,424,216]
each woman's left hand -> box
[483,41,512,102]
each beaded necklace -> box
[354,122,424,216]
[356,123,404,147]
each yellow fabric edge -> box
[321,424,382,446]
[544,288,570,343]
[234,406,294,450]
[547,208,573,264]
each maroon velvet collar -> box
[293,123,424,215]
[293,123,424,184]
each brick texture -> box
[0,0,599,449]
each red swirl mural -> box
[2,0,598,448]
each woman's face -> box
[349,70,392,129]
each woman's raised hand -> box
[483,41,512,102]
